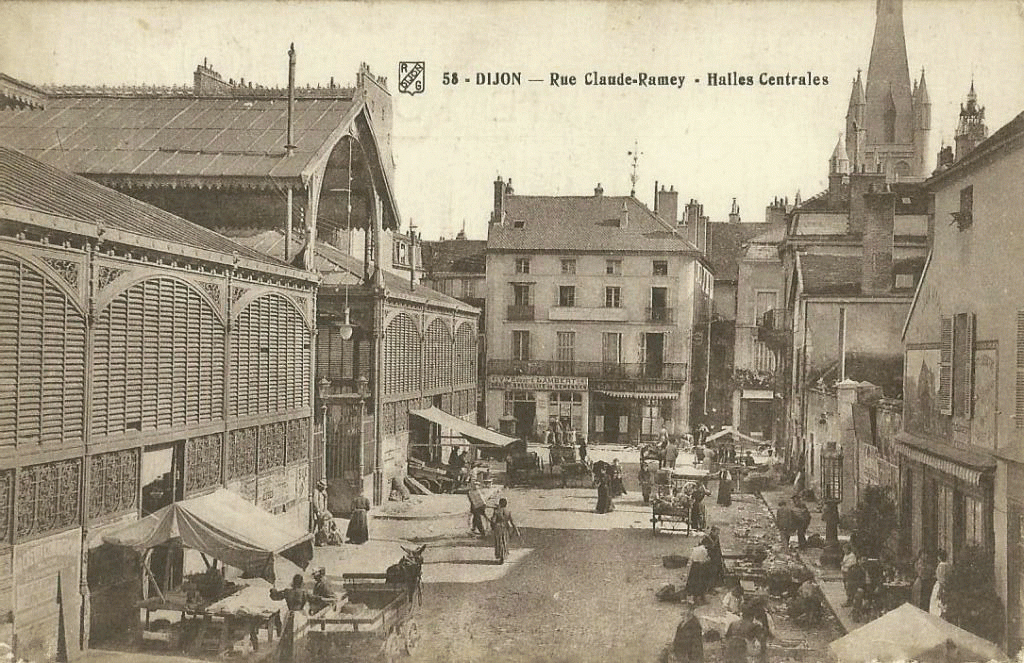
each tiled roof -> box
[228,228,475,312]
[0,95,360,185]
[707,222,776,282]
[0,146,292,269]
[420,239,486,275]
[488,195,700,253]
[800,254,864,295]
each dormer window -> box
[512,220,525,229]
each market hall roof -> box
[0,95,360,188]
[0,146,310,279]
[489,195,707,257]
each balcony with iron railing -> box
[646,307,675,324]
[757,307,793,348]
[507,304,535,321]
[488,359,687,382]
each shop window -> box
[605,286,621,308]
[561,259,576,275]
[558,286,576,307]
[965,495,986,547]
[515,258,530,274]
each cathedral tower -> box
[844,0,930,180]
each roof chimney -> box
[655,185,679,225]
[594,183,604,197]
[490,176,507,225]
[286,44,296,154]
[619,201,629,228]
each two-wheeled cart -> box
[306,574,420,663]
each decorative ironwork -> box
[227,427,258,480]
[200,282,223,310]
[0,470,12,544]
[41,258,79,289]
[96,266,126,290]
[230,285,246,305]
[185,433,223,494]
[285,418,310,464]
[16,459,81,540]
[88,449,139,520]
[258,421,286,473]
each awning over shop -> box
[705,426,766,447]
[410,407,517,447]
[595,390,678,400]
[103,488,313,581]
[828,602,1008,662]
[895,431,996,485]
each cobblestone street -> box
[398,450,843,663]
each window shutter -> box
[955,312,975,419]
[938,315,953,415]
[1016,312,1024,428]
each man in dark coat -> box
[667,605,704,662]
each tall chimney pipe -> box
[286,43,296,154]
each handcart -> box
[306,574,419,663]
[649,470,707,535]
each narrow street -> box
[391,449,843,663]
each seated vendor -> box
[309,567,336,614]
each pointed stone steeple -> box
[865,0,914,146]
[845,70,867,170]
[830,134,850,175]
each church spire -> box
[955,80,987,162]
[865,0,913,146]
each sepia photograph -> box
[0,1,1023,661]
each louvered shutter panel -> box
[954,312,975,419]
[938,315,954,415]
[1016,312,1024,428]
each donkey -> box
[385,544,427,605]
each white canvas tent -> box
[828,603,1008,663]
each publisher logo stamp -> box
[398,61,425,96]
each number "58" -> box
[442,72,460,85]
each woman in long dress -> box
[269,574,313,662]
[716,468,733,506]
[609,459,627,497]
[595,470,614,513]
[490,497,518,564]
[930,550,950,618]
[684,541,712,603]
[346,494,371,544]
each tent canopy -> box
[411,407,516,447]
[705,426,767,447]
[828,603,1008,663]
[104,488,313,581]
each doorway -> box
[513,401,536,440]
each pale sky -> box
[2,1,1023,240]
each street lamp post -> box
[820,441,844,567]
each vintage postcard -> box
[0,1,1022,662]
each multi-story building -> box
[706,197,786,431]
[900,94,1023,653]
[485,178,713,444]
[730,221,786,439]
[0,56,484,508]
[0,147,318,658]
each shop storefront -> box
[488,375,589,442]
[896,432,995,563]
[590,390,679,445]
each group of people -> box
[268,567,336,662]
[467,484,521,564]
[595,458,627,513]
[312,479,370,546]
[668,527,774,663]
